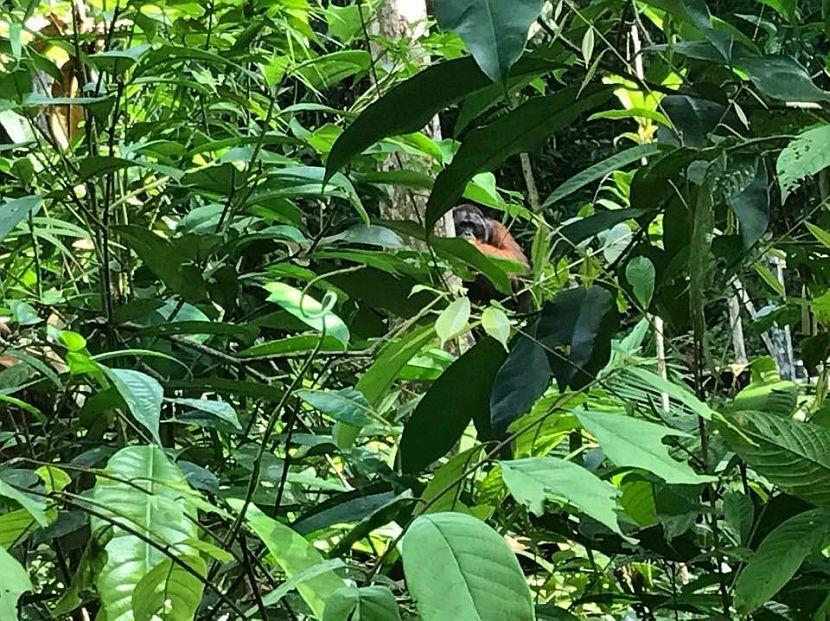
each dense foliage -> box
[2,0,830,619]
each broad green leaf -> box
[0,195,42,243]
[296,50,371,89]
[735,508,830,614]
[246,559,347,616]
[425,86,613,228]
[625,256,655,308]
[435,297,471,345]
[238,335,346,357]
[620,367,714,420]
[401,337,507,473]
[325,53,561,181]
[577,410,715,484]
[92,446,201,621]
[719,411,830,505]
[227,499,344,618]
[807,221,830,250]
[101,366,163,446]
[132,555,206,621]
[401,512,534,621]
[297,387,376,427]
[323,585,402,621]
[89,44,150,75]
[264,282,350,346]
[554,208,652,258]
[738,56,830,103]
[500,457,625,536]
[0,479,48,527]
[78,156,137,181]
[732,357,797,416]
[724,158,769,248]
[778,125,830,203]
[0,545,31,618]
[434,0,544,86]
[168,397,241,430]
[542,144,667,207]
[481,307,510,350]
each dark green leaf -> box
[737,56,830,103]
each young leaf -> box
[100,367,163,446]
[482,306,510,350]
[625,256,656,308]
[435,297,471,345]
[500,457,625,536]
[401,513,534,621]
[434,0,544,87]
[400,337,507,473]
[577,410,716,484]
[264,282,350,346]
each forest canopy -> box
[1,0,830,619]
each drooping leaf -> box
[297,387,376,427]
[100,367,163,446]
[92,446,201,621]
[168,397,241,430]
[0,195,42,243]
[734,508,830,614]
[227,499,344,618]
[425,86,614,228]
[0,479,48,528]
[481,307,510,350]
[401,512,534,621]
[537,285,619,390]
[401,337,507,473]
[777,125,830,203]
[723,158,769,248]
[737,56,830,103]
[434,0,544,87]
[325,54,562,180]
[500,457,625,536]
[542,144,668,207]
[719,411,830,505]
[0,545,31,618]
[435,297,471,345]
[323,585,402,621]
[263,282,350,346]
[577,410,715,485]
[625,256,656,308]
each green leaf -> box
[401,512,534,621]
[577,410,715,484]
[806,221,830,250]
[500,457,625,536]
[401,337,507,473]
[626,256,655,308]
[0,479,48,527]
[78,156,137,181]
[737,56,830,103]
[168,398,241,431]
[724,158,769,248]
[88,44,150,75]
[101,367,163,446]
[0,545,31,618]
[264,282,350,346]
[434,0,544,87]
[481,307,510,350]
[323,585,402,621]
[426,86,613,228]
[719,411,830,505]
[325,53,560,181]
[296,50,370,89]
[542,144,667,207]
[227,499,344,618]
[778,125,830,203]
[435,297,471,345]
[92,446,201,621]
[246,559,347,616]
[132,555,206,621]
[297,387,376,427]
[238,335,346,357]
[735,508,830,614]
[554,208,652,258]
[0,195,42,243]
